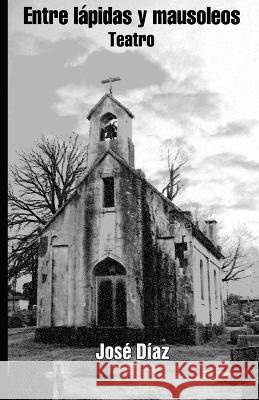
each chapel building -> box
[36,91,224,345]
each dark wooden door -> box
[97,276,126,327]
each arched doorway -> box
[94,258,127,327]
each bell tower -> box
[86,82,135,169]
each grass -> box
[8,328,234,361]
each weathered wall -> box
[37,153,143,329]
[140,183,195,331]
[192,238,223,325]
[37,151,223,337]
[37,190,79,328]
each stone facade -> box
[36,93,224,345]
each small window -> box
[100,113,118,141]
[200,260,204,301]
[103,177,114,208]
[214,270,218,306]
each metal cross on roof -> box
[101,77,121,95]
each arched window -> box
[94,258,126,327]
[94,258,126,276]
[100,112,118,141]
[200,260,204,301]
[214,269,218,306]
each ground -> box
[8,327,236,360]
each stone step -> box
[230,329,249,344]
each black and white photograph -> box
[6,0,259,398]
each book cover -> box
[7,1,259,398]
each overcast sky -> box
[9,0,259,296]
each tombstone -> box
[230,328,249,344]
[231,334,259,360]
[246,321,259,334]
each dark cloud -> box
[142,89,220,124]
[214,119,258,138]
[203,153,259,172]
[80,48,169,91]
[9,37,90,161]
[9,36,169,162]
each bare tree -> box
[191,205,210,230]
[190,205,221,232]
[222,238,256,282]
[162,148,188,201]
[8,134,87,302]
[185,205,257,283]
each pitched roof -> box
[39,149,223,259]
[86,93,134,120]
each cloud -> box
[119,75,221,133]
[227,181,259,211]
[179,200,204,210]
[52,85,98,117]
[225,199,258,211]
[9,34,42,56]
[8,0,259,247]
[203,153,259,172]
[180,198,258,214]
[8,38,95,160]
[232,180,259,197]
[148,90,220,122]
[161,136,196,158]
[52,48,170,117]
[214,119,258,138]
[52,49,216,140]
[78,48,170,90]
